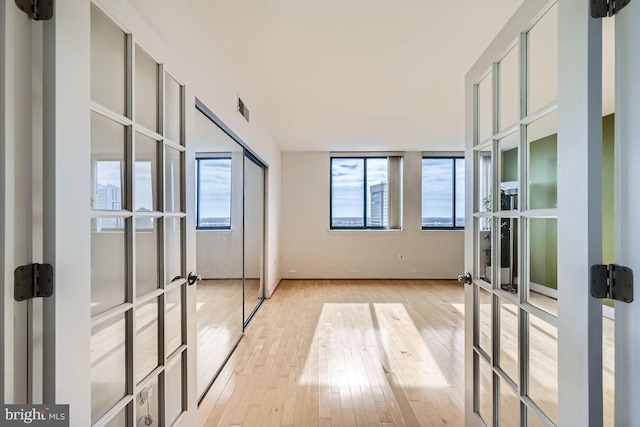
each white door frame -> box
[2,1,42,405]
[41,0,92,420]
[556,0,603,425]
[614,2,640,425]
[464,0,603,425]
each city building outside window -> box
[330,156,401,230]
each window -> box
[196,157,232,229]
[330,156,401,230]
[422,157,465,229]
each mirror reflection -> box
[194,110,245,399]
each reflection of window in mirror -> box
[93,159,124,212]
[196,156,232,230]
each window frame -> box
[421,156,465,230]
[196,156,232,230]
[330,156,389,230]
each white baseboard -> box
[267,276,282,298]
[530,282,558,299]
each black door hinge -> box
[591,0,631,18]
[591,264,633,303]
[15,0,53,21]
[14,263,54,301]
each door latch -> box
[458,272,473,285]
[591,264,633,303]
[14,263,54,301]
[187,271,201,286]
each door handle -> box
[458,272,473,285]
[187,272,201,286]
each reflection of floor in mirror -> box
[197,279,244,399]
[243,278,262,320]
[197,279,615,427]
[528,288,558,315]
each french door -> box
[464,0,604,426]
[1,1,199,425]
[88,3,196,426]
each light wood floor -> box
[197,279,615,427]
[197,279,245,398]
[197,279,265,399]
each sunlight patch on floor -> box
[300,302,450,390]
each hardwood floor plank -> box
[196,279,614,427]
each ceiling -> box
[186,0,527,152]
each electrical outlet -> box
[398,253,404,261]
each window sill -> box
[421,228,465,232]
[196,228,233,233]
[327,228,404,234]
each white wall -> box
[98,0,282,295]
[280,151,464,279]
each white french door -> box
[87,2,197,426]
[464,0,604,425]
[1,1,200,425]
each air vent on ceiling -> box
[238,97,250,122]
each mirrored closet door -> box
[194,104,266,401]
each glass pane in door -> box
[135,133,158,212]
[476,217,492,284]
[165,147,182,213]
[135,46,159,133]
[90,6,126,116]
[498,218,518,293]
[135,298,159,384]
[528,218,558,315]
[91,314,127,424]
[165,218,183,284]
[500,379,520,426]
[91,218,127,316]
[91,112,126,211]
[527,111,558,210]
[498,297,519,383]
[478,355,493,426]
[500,44,519,130]
[165,355,184,425]
[476,143,493,213]
[165,74,182,144]
[499,131,519,211]
[136,376,159,427]
[165,286,183,356]
[527,3,558,113]
[136,218,159,296]
[528,314,558,424]
[477,286,492,355]
[478,71,494,143]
